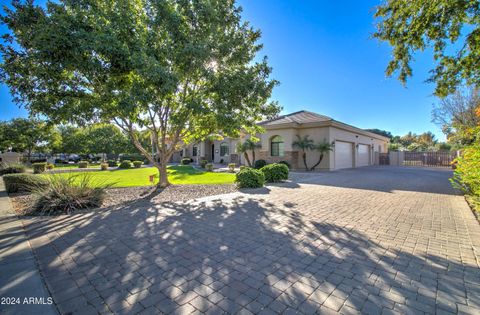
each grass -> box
[43,165,235,187]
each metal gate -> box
[402,151,456,167]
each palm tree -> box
[310,141,333,171]
[292,135,315,171]
[236,139,260,167]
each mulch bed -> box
[10,184,237,215]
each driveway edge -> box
[0,178,58,315]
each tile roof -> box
[259,110,333,126]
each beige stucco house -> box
[176,110,389,170]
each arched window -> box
[271,136,284,157]
[220,142,229,156]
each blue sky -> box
[0,0,445,140]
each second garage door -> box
[357,144,370,167]
[335,141,353,169]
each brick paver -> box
[21,167,480,314]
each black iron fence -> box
[402,151,456,167]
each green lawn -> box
[47,165,235,187]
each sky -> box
[0,0,445,140]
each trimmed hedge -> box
[119,154,144,162]
[451,144,480,197]
[260,163,289,183]
[228,163,235,172]
[200,159,208,168]
[3,174,49,193]
[235,168,265,188]
[254,159,267,169]
[133,160,143,168]
[181,158,191,165]
[32,162,47,174]
[100,163,109,171]
[205,163,214,171]
[78,161,89,168]
[0,163,26,175]
[107,160,117,167]
[278,160,291,169]
[118,160,132,169]
[46,163,55,170]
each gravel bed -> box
[9,184,237,215]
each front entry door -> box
[211,144,215,162]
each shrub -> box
[107,160,117,167]
[3,174,49,193]
[181,158,191,165]
[100,163,109,171]
[254,159,267,169]
[78,161,89,168]
[200,159,208,168]
[118,160,132,169]
[451,144,480,197]
[205,163,214,171]
[235,168,265,188]
[0,163,26,175]
[228,163,236,172]
[46,163,55,170]
[119,154,144,162]
[30,174,111,215]
[239,165,248,171]
[260,163,289,183]
[133,160,143,168]
[32,162,47,174]
[278,160,291,169]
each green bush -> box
[239,165,248,171]
[0,163,26,175]
[120,154,144,162]
[260,163,289,183]
[254,159,267,169]
[205,163,214,171]
[107,160,117,167]
[118,160,132,169]
[30,174,111,215]
[3,174,49,193]
[235,168,265,188]
[278,160,291,169]
[100,163,109,171]
[133,160,143,168]
[228,163,236,172]
[181,158,191,165]
[46,163,55,170]
[32,162,47,174]
[78,161,89,168]
[200,159,208,168]
[451,144,480,197]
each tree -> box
[310,141,333,171]
[85,124,129,159]
[432,87,480,146]
[374,1,480,97]
[292,135,315,171]
[1,0,279,187]
[365,129,393,139]
[236,139,260,167]
[0,118,55,156]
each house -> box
[178,110,389,170]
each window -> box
[220,142,229,156]
[192,145,198,157]
[271,136,284,157]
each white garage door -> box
[335,141,353,169]
[357,144,370,167]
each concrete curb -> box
[0,178,58,315]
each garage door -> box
[335,141,353,169]
[357,144,370,167]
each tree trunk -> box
[310,154,324,171]
[243,152,252,167]
[302,151,309,171]
[252,150,256,165]
[155,161,170,188]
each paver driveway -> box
[22,167,480,314]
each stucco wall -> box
[297,127,330,170]
[328,127,388,169]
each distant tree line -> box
[0,119,147,157]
